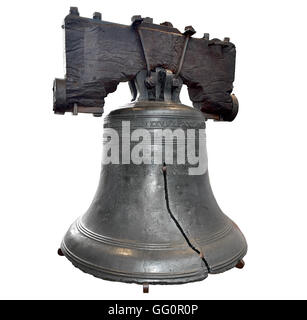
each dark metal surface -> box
[60,101,247,284]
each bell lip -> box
[60,217,209,285]
[60,239,247,284]
[60,240,208,285]
[59,218,247,285]
[208,245,247,274]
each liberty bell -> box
[54,8,247,291]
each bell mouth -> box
[61,219,208,285]
[60,215,246,284]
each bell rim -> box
[60,240,209,285]
[60,218,247,284]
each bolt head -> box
[145,76,156,88]
[69,7,79,16]
[143,17,153,24]
[184,25,196,36]
[203,33,210,40]
[172,78,181,88]
[131,15,143,23]
[160,21,173,27]
[93,12,102,20]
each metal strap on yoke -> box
[134,19,195,78]
[135,26,151,75]
[175,26,196,77]
[175,36,190,77]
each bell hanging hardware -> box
[54,7,247,292]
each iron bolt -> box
[143,17,153,24]
[69,7,79,16]
[184,25,196,37]
[131,15,143,23]
[145,76,156,88]
[160,21,173,27]
[203,33,210,40]
[172,78,181,87]
[93,12,102,20]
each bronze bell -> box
[54,8,247,289]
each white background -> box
[0,0,306,300]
